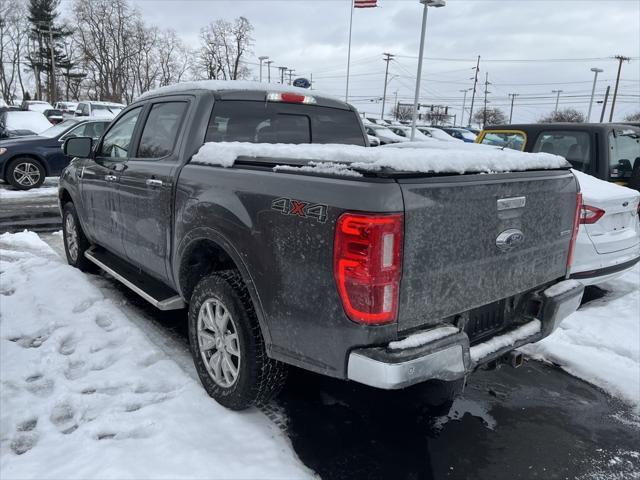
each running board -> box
[84,247,185,311]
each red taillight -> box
[567,193,582,268]
[334,212,403,325]
[580,204,605,224]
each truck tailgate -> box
[397,170,578,332]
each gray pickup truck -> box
[59,82,584,410]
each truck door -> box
[115,99,189,283]
[81,106,143,257]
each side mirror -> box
[64,136,93,158]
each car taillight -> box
[567,193,582,268]
[334,212,403,325]
[580,204,605,224]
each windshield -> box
[457,129,477,141]
[93,104,123,114]
[40,119,79,138]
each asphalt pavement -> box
[0,179,61,233]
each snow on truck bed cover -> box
[191,142,570,175]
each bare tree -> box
[472,107,507,127]
[393,103,413,122]
[0,0,29,102]
[539,108,585,123]
[157,30,191,87]
[196,17,253,80]
[624,112,640,122]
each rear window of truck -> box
[205,100,366,146]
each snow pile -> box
[139,79,336,101]
[273,162,363,177]
[0,232,310,479]
[4,111,52,134]
[573,169,640,203]
[470,320,541,362]
[388,325,459,350]
[523,265,640,411]
[191,141,569,175]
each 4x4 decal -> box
[271,197,328,223]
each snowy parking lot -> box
[1,230,639,479]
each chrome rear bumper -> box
[347,280,584,390]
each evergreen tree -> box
[26,0,72,102]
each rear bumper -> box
[347,280,584,390]
[570,255,640,285]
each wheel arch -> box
[175,228,273,350]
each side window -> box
[533,131,591,172]
[609,129,640,180]
[137,102,187,159]
[480,131,526,151]
[63,123,87,138]
[97,107,141,159]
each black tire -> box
[62,202,94,271]
[6,157,45,190]
[188,270,287,410]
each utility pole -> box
[482,72,490,129]
[258,56,269,82]
[587,67,603,122]
[459,89,469,127]
[278,66,287,84]
[468,55,480,127]
[381,52,394,121]
[599,85,611,123]
[552,89,563,114]
[609,55,630,122]
[265,60,273,83]
[287,69,295,85]
[508,93,519,124]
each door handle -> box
[145,178,163,187]
[105,174,117,182]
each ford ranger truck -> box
[58,82,584,410]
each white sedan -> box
[570,170,640,285]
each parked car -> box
[434,126,477,143]
[477,123,640,190]
[387,125,432,142]
[75,101,125,119]
[55,101,79,115]
[0,110,52,140]
[417,126,463,142]
[364,124,408,144]
[0,118,109,189]
[21,100,55,113]
[59,81,583,411]
[570,170,640,284]
[367,134,380,147]
[43,108,64,125]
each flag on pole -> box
[354,0,377,8]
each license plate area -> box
[465,299,507,345]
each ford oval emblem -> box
[496,228,525,251]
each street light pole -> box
[459,89,469,127]
[508,93,519,124]
[587,68,603,122]
[258,56,269,82]
[265,60,273,83]
[410,0,445,141]
[552,89,563,114]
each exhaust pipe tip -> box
[505,351,524,368]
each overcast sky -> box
[73,0,640,123]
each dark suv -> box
[477,123,640,190]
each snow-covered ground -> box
[0,178,59,200]
[0,231,311,479]
[1,230,639,478]
[522,264,640,411]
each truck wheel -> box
[188,271,287,410]
[6,157,45,190]
[62,202,94,271]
